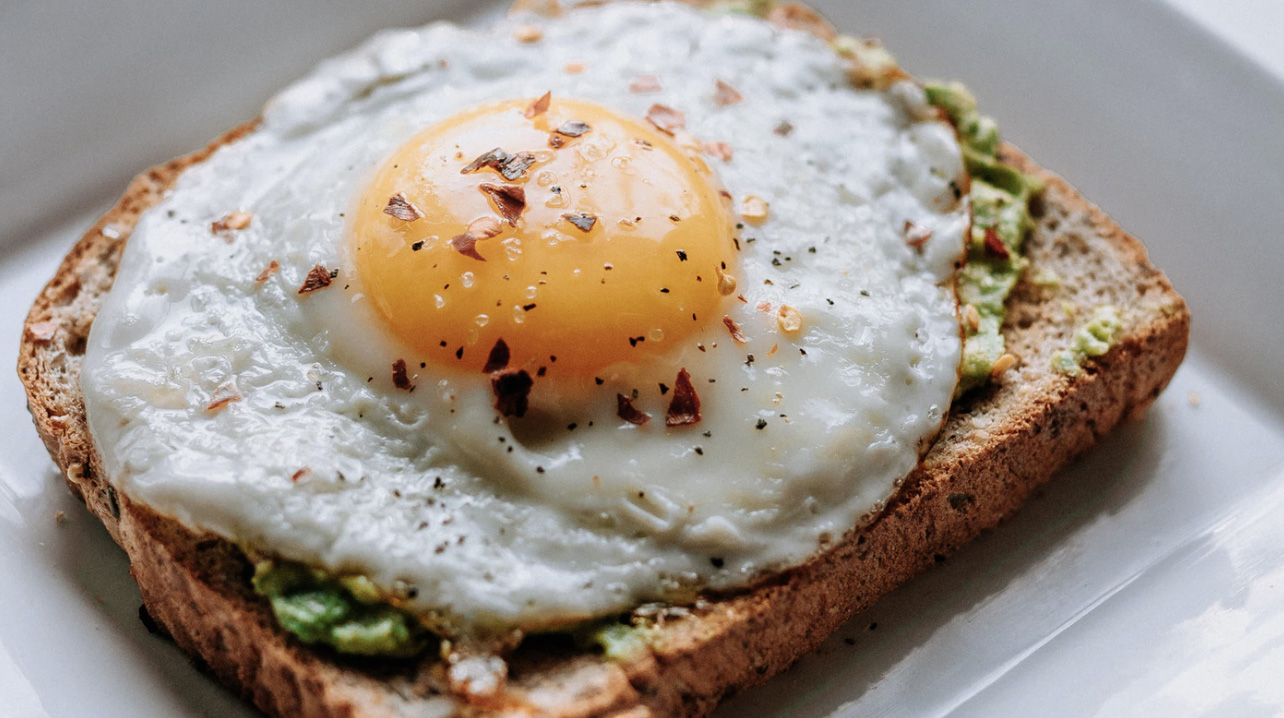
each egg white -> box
[82,2,968,633]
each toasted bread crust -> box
[19,123,1187,717]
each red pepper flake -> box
[767,3,837,41]
[27,320,57,342]
[298,264,333,294]
[383,193,423,222]
[756,300,772,313]
[904,220,933,251]
[482,338,511,373]
[630,74,662,93]
[524,91,551,119]
[563,212,597,232]
[211,210,253,239]
[479,183,526,226]
[645,104,685,135]
[450,217,503,261]
[291,468,311,483]
[450,233,484,261]
[703,141,734,161]
[714,79,744,107]
[462,148,536,181]
[255,260,280,283]
[491,369,533,418]
[206,382,242,411]
[462,148,508,173]
[616,394,651,425]
[554,120,592,138]
[983,226,1011,259]
[665,368,701,427]
[722,315,747,344]
[392,359,414,391]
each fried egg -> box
[81,2,968,634]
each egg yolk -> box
[351,97,738,377]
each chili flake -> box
[207,382,242,411]
[211,210,253,237]
[491,369,534,418]
[525,91,552,119]
[483,338,511,373]
[645,104,686,134]
[703,141,734,161]
[563,212,597,232]
[554,121,591,138]
[383,193,423,222]
[714,79,744,106]
[479,183,527,226]
[297,265,333,294]
[630,74,662,93]
[983,227,1011,259]
[616,394,651,425]
[722,315,747,344]
[903,219,933,251]
[255,260,280,283]
[665,368,701,427]
[392,359,415,391]
[462,148,536,181]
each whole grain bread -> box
[17,37,1189,718]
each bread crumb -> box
[1188,390,1201,408]
[54,511,66,524]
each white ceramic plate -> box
[3,2,1283,716]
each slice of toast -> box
[17,47,1189,718]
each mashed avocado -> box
[710,0,775,15]
[1051,306,1124,375]
[252,560,430,658]
[582,621,653,662]
[925,81,1042,396]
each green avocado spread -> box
[1051,305,1124,375]
[924,81,1042,396]
[248,34,1041,661]
[251,560,430,658]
